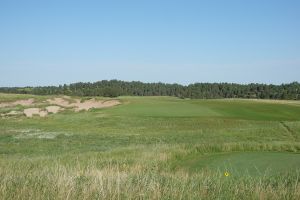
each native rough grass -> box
[0,94,300,199]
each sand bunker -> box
[45,106,63,113]
[47,97,120,112]
[73,99,120,112]
[24,108,47,117]
[2,96,120,118]
[0,98,34,108]
[47,98,73,107]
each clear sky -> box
[0,0,299,86]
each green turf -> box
[1,94,300,199]
[175,151,300,176]
[112,97,300,120]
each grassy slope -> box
[0,94,300,199]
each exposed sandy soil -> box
[46,106,63,113]
[1,96,120,117]
[47,98,73,107]
[23,108,47,117]
[0,98,35,108]
[73,99,120,112]
[47,97,120,112]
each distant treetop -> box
[0,80,299,100]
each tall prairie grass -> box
[1,156,299,200]
[1,143,300,200]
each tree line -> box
[0,80,299,100]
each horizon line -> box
[1,79,299,88]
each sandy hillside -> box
[0,96,120,117]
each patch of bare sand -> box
[24,108,47,117]
[73,99,120,112]
[46,97,120,111]
[7,96,121,117]
[45,106,63,113]
[0,98,35,108]
[47,98,72,107]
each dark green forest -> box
[0,80,299,100]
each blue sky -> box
[0,0,299,86]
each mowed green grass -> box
[1,94,300,199]
[175,152,300,176]
[114,97,300,120]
